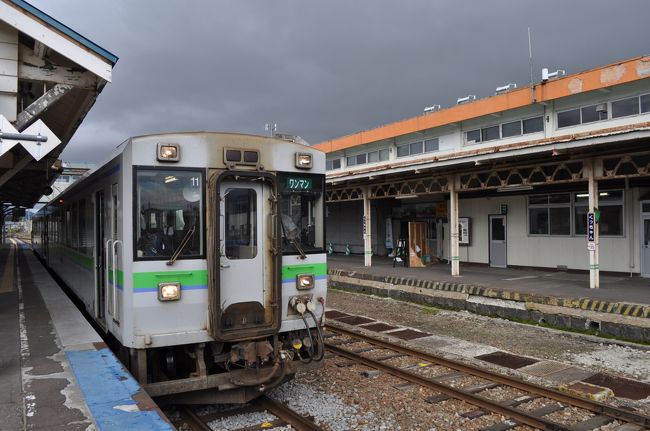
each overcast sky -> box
[28,0,650,164]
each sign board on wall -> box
[459,217,470,245]
[385,218,393,249]
[587,212,595,242]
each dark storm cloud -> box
[28,0,650,163]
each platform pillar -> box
[449,176,460,276]
[587,160,600,289]
[363,186,372,267]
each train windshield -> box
[134,168,204,260]
[278,173,325,255]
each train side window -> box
[224,188,257,259]
[135,168,204,260]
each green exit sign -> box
[287,177,312,191]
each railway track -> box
[171,395,323,431]
[325,323,650,431]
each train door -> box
[218,180,271,332]
[94,190,106,324]
[108,183,120,323]
[489,214,507,268]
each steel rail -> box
[326,324,650,429]
[327,343,562,430]
[253,395,323,431]
[180,406,213,431]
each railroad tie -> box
[571,415,614,431]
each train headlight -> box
[296,274,314,290]
[157,143,180,162]
[295,152,312,169]
[158,282,181,301]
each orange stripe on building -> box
[314,55,650,153]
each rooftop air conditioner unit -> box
[541,68,566,82]
[423,104,441,113]
[457,95,476,105]
[495,83,517,94]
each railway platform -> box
[328,255,650,343]
[0,238,173,431]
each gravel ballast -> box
[177,288,650,430]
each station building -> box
[315,56,650,287]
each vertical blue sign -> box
[587,212,595,242]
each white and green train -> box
[32,132,327,403]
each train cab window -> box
[278,173,325,255]
[134,168,204,259]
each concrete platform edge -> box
[14,241,174,430]
[329,271,650,343]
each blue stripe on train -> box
[281,274,328,284]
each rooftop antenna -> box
[528,27,535,103]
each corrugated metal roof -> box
[10,0,118,65]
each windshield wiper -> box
[166,225,196,266]
[291,238,307,260]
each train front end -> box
[128,133,327,404]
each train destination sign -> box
[286,177,312,191]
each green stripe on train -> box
[124,264,327,290]
[133,270,208,289]
[281,262,327,280]
[108,269,124,286]
[62,248,94,270]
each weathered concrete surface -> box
[329,264,650,343]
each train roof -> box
[43,131,325,205]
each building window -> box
[345,149,388,167]
[581,104,608,123]
[326,158,341,171]
[501,120,522,138]
[528,193,571,236]
[574,190,623,236]
[424,138,439,152]
[396,144,410,157]
[409,141,423,155]
[557,108,581,128]
[482,125,500,141]
[465,129,481,143]
[641,94,650,113]
[346,153,367,166]
[397,138,438,157]
[611,96,639,118]
[368,149,389,163]
[522,116,544,134]
[467,116,544,144]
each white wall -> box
[0,21,17,121]
[457,190,640,273]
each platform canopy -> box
[0,0,117,208]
